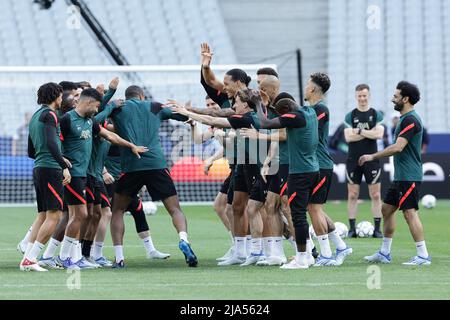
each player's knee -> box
[307,204,320,216]
[403,210,417,224]
[76,208,88,221]
[93,208,102,221]
[370,191,381,201]
[348,191,359,202]
[213,201,224,214]
[232,202,245,216]
[265,202,277,216]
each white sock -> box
[21,226,32,245]
[235,237,246,258]
[23,242,34,259]
[26,241,44,261]
[273,236,284,257]
[42,238,60,259]
[296,251,308,264]
[59,236,75,260]
[380,237,392,255]
[114,245,124,263]
[70,240,79,262]
[317,234,332,258]
[251,238,262,255]
[77,242,82,261]
[262,237,271,256]
[306,238,314,254]
[142,236,156,254]
[245,235,252,256]
[329,229,347,250]
[416,241,429,258]
[93,242,104,260]
[179,231,188,243]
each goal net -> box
[0,64,276,205]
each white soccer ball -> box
[421,194,436,209]
[334,222,349,239]
[309,225,317,240]
[142,201,157,215]
[356,221,374,238]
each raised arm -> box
[201,43,225,92]
[99,77,119,109]
[95,99,123,123]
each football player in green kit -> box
[361,81,430,266]
[56,88,148,270]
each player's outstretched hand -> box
[131,145,149,159]
[240,127,258,139]
[227,129,237,140]
[96,84,105,94]
[63,157,72,168]
[62,168,71,186]
[203,158,213,175]
[170,105,189,116]
[249,90,262,104]
[166,99,182,107]
[109,77,120,90]
[201,42,213,67]
[112,99,124,108]
[358,154,374,166]
[259,90,270,104]
[103,171,115,185]
[260,164,269,183]
[213,128,226,139]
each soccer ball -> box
[334,222,349,239]
[143,201,157,215]
[356,221,374,238]
[308,225,317,240]
[421,194,436,209]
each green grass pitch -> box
[0,201,449,300]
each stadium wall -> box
[219,0,328,103]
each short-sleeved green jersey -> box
[111,99,188,173]
[393,110,423,181]
[28,106,63,169]
[61,110,100,177]
[313,101,334,170]
[279,106,319,174]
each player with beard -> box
[361,81,430,265]
[55,88,147,270]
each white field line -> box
[2,282,450,288]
